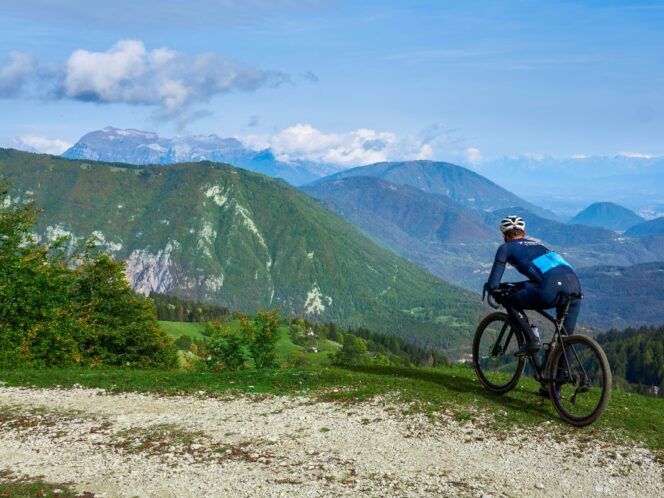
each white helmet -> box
[499,215,526,233]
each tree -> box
[206,323,247,372]
[241,308,281,369]
[331,335,368,366]
[0,180,177,368]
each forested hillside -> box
[576,263,664,329]
[151,293,230,322]
[0,149,485,351]
[596,326,664,394]
[303,176,496,287]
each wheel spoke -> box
[549,336,611,426]
[473,315,524,393]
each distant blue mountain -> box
[485,207,618,246]
[62,127,338,186]
[570,202,645,231]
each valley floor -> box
[0,385,661,497]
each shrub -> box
[331,334,368,366]
[241,308,281,369]
[0,181,177,369]
[175,335,194,351]
[286,350,310,368]
[206,325,247,372]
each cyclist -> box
[484,215,581,357]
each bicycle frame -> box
[484,286,589,385]
[525,299,588,385]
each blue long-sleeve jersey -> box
[486,237,573,289]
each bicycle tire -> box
[472,312,525,394]
[547,335,611,426]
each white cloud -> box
[62,40,288,121]
[618,151,653,159]
[0,52,35,97]
[242,123,436,167]
[465,147,482,164]
[571,153,588,159]
[11,135,72,155]
[1,40,289,125]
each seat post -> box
[557,296,572,330]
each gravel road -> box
[0,386,661,497]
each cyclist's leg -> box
[554,271,582,335]
[502,283,547,346]
[548,270,582,383]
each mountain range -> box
[2,144,661,333]
[58,128,664,222]
[304,163,663,328]
[311,160,561,220]
[62,127,340,186]
[474,155,664,219]
[0,148,484,352]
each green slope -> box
[0,148,484,350]
[159,321,207,340]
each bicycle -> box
[472,283,611,426]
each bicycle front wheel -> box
[472,312,525,394]
[547,335,611,426]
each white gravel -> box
[0,386,661,497]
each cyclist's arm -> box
[486,244,509,290]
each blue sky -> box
[1,0,663,164]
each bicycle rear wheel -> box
[472,312,525,394]
[547,335,611,426]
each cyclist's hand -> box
[490,289,504,304]
[483,284,502,308]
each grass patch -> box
[273,327,303,359]
[158,321,207,340]
[0,364,661,452]
[0,470,93,497]
[161,320,338,367]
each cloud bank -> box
[618,151,653,159]
[11,135,72,155]
[242,123,476,167]
[0,40,292,124]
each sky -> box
[1,0,663,166]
